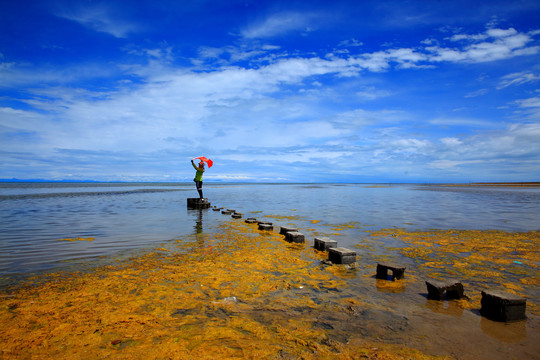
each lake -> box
[1,182,539,283]
[1,182,539,359]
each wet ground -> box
[1,218,538,359]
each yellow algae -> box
[310,219,322,224]
[56,237,95,242]
[0,220,449,360]
[263,214,301,221]
[369,228,540,315]
[4,221,538,359]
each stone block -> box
[481,290,526,322]
[280,226,298,235]
[376,263,406,280]
[258,224,273,231]
[245,218,257,224]
[258,221,272,226]
[328,247,356,264]
[232,213,243,219]
[314,237,337,251]
[187,198,211,209]
[221,209,233,215]
[425,279,464,300]
[285,231,305,243]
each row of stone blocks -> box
[211,206,245,219]
[314,237,357,265]
[227,210,527,323]
[424,279,526,321]
[314,236,527,322]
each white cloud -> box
[428,122,540,172]
[330,109,409,130]
[429,117,499,128]
[55,3,139,38]
[514,96,540,120]
[427,27,540,63]
[241,12,317,39]
[390,138,432,154]
[429,159,480,169]
[464,88,489,98]
[338,39,363,48]
[355,87,393,100]
[517,96,540,108]
[3,19,540,181]
[440,137,463,147]
[498,72,540,89]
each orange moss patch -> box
[56,237,95,242]
[370,228,540,315]
[0,221,444,360]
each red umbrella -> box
[194,156,213,168]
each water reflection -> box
[191,208,205,234]
[424,299,464,317]
[480,316,527,343]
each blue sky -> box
[1,0,539,183]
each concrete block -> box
[258,224,273,231]
[285,231,305,243]
[481,290,526,322]
[376,263,406,280]
[187,198,211,209]
[426,279,464,300]
[280,226,298,235]
[328,247,356,264]
[314,237,337,251]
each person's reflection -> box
[194,208,204,234]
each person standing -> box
[191,159,205,199]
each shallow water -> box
[1,182,539,359]
[1,182,539,282]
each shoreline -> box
[439,182,540,187]
[1,219,538,359]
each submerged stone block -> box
[280,226,298,235]
[314,237,337,251]
[187,198,211,209]
[258,224,273,231]
[376,263,406,280]
[328,247,356,264]
[285,231,305,243]
[481,290,526,322]
[426,279,464,300]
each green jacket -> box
[192,162,205,181]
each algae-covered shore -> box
[1,219,539,359]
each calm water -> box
[1,182,539,284]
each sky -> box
[1,0,540,183]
